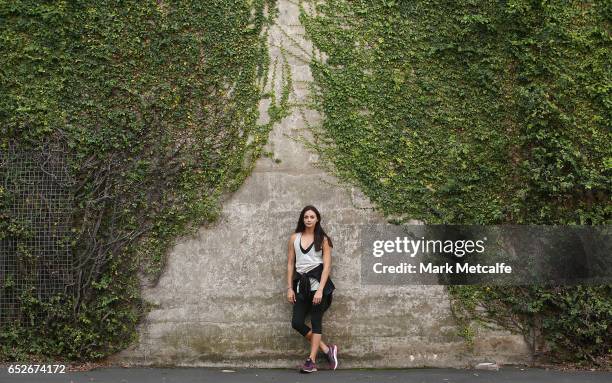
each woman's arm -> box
[287,234,296,303]
[314,236,332,303]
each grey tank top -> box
[294,232,323,293]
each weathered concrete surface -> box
[109,0,530,368]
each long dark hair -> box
[294,205,333,252]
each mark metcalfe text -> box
[372,262,512,274]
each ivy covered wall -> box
[1,0,278,361]
[0,0,609,366]
[301,0,610,365]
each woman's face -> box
[303,210,318,229]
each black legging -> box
[291,290,331,336]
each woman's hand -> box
[313,290,323,305]
[287,288,296,304]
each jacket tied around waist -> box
[292,263,335,303]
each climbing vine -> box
[301,0,611,365]
[1,0,281,361]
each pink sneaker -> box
[299,357,317,373]
[325,344,338,370]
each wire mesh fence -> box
[0,141,75,324]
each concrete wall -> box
[110,0,531,368]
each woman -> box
[287,205,339,373]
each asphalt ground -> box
[1,366,611,383]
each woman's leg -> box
[309,333,322,361]
[292,296,329,354]
[304,330,329,354]
[308,293,329,362]
[291,295,311,337]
